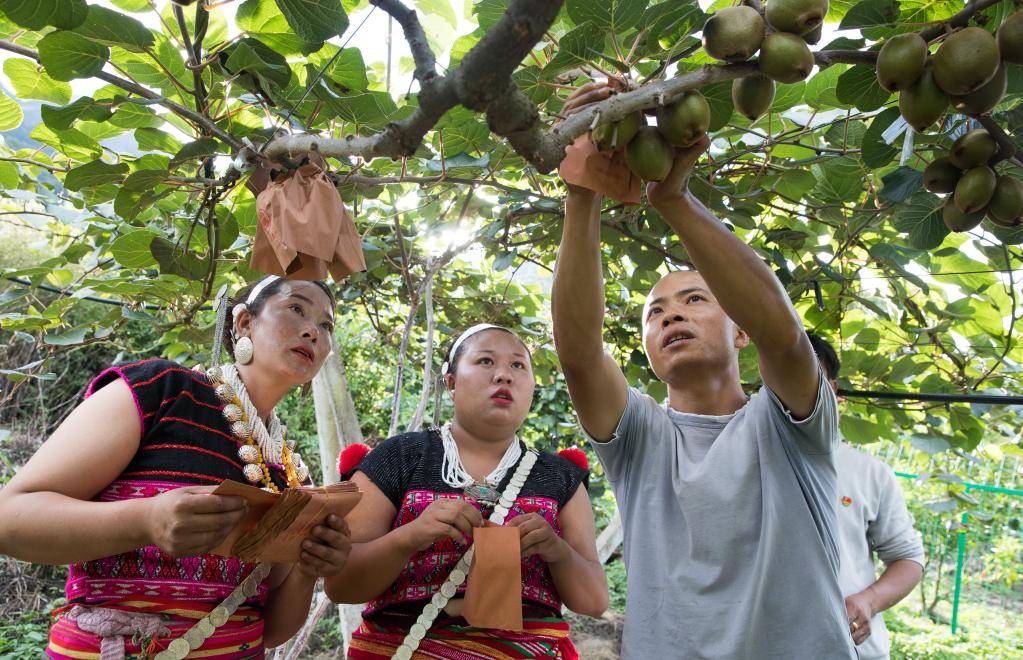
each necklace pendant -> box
[464,483,499,506]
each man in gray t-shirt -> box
[551,82,855,659]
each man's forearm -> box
[654,191,803,347]
[552,189,606,369]
[863,558,923,614]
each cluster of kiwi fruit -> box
[880,12,1023,132]
[590,90,711,182]
[704,0,827,122]
[923,128,1022,232]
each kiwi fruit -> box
[765,0,829,36]
[987,175,1023,226]
[803,22,823,46]
[949,129,999,169]
[759,32,815,84]
[951,63,1007,116]
[923,157,962,194]
[932,27,1000,96]
[876,33,928,92]
[592,111,644,152]
[943,196,985,232]
[626,126,674,182]
[703,6,766,63]
[954,165,997,214]
[732,74,776,122]
[899,66,948,132]
[656,91,711,147]
[998,10,1023,64]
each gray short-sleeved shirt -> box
[835,443,925,660]
[591,373,855,659]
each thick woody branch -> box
[0,39,244,151]
[371,0,438,85]
[919,0,1005,42]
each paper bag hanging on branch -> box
[250,153,366,281]
[558,132,642,205]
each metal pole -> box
[951,491,970,634]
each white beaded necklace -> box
[440,422,522,489]
[222,364,285,465]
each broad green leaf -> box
[4,59,72,104]
[38,30,110,81]
[416,0,458,29]
[891,192,948,250]
[40,97,114,131]
[0,160,19,187]
[170,139,222,169]
[805,65,849,110]
[839,0,899,29]
[879,166,923,203]
[63,159,129,191]
[108,103,162,129]
[72,5,153,51]
[566,0,648,34]
[543,22,603,77]
[989,222,1023,245]
[776,170,817,201]
[110,229,160,268]
[861,107,901,168]
[42,327,89,346]
[122,169,169,192]
[238,0,313,54]
[314,47,369,93]
[29,124,102,160]
[703,81,733,132]
[274,0,348,44]
[473,0,509,30]
[135,128,183,154]
[770,81,805,113]
[814,156,864,202]
[0,88,22,131]
[0,0,87,30]
[150,236,208,280]
[836,65,891,112]
[110,0,148,11]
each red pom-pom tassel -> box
[558,447,589,472]
[338,443,371,477]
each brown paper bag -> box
[250,155,366,282]
[558,133,642,204]
[210,480,362,563]
[462,525,523,631]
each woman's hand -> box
[400,499,483,552]
[507,512,570,564]
[143,486,248,558]
[296,515,353,578]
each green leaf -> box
[989,222,1023,245]
[814,156,864,202]
[38,30,110,81]
[425,152,491,172]
[42,327,89,346]
[776,170,817,201]
[415,0,458,29]
[29,124,102,160]
[543,22,603,77]
[135,127,183,154]
[108,103,162,129]
[41,97,114,131]
[63,159,129,191]
[122,169,168,192]
[4,58,72,104]
[805,65,850,110]
[911,434,952,455]
[150,237,208,280]
[879,166,923,203]
[170,139,222,169]
[238,0,313,54]
[274,0,348,44]
[861,107,901,168]
[317,47,369,93]
[0,0,87,30]
[770,81,805,113]
[110,229,160,268]
[221,37,293,90]
[566,0,648,34]
[72,5,153,51]
[839,0,899,29]
[110,0,149,11]
[836,65,891,112]
[703,81,733,132]
[892,192,948,250]
[0,88,22,131]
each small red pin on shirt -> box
[841,496,853,507]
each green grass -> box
[886,597,1023,659]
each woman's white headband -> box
[441,323,506,375]
[232,275,281,319]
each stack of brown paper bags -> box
[248,153,366,282]
[211,480,362,563]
